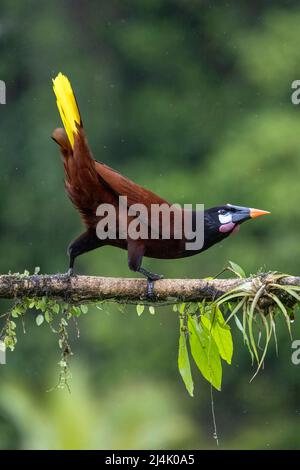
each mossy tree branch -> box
[1,272,298,393]
[0,273,300,304]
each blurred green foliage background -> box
[1,0,300,450]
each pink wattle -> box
[219,222,237,233]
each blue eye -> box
[218,209,227,215]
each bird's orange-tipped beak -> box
[250,208,271,219]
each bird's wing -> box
[94,160,171,211]
[94,160,175,236]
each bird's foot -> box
[59,268,75,279]
[146,273,164,299]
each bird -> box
[52,73,270,296]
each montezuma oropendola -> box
[52,73,270,296]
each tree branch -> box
[0,273,300,304]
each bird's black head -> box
[203,204,270,249]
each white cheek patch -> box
[218,213,232,224]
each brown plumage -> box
[52,125,185,287]
[52,74,270,296]
[53,125,174,230]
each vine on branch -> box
[0,263,298,395]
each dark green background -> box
[0,0,300,449]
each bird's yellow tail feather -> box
[52,73,81,149]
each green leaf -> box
[250,312,272,382]
[201,306,233,364]
[70,306,81,317]
[149,306,155,315]
[179,303,186,314]
[248,304,259,364]
[11,304,25,317]
[186,303,199,315]
[188,315,222,390]
[178,327,194,397]
[53,304,60,314]
[217,292,248,307]
[80,304,88,314]
[36,298,47,312]
[44,310,52,323]
[267,292,292,339]
[136,304,144,316]
[225,298,246,324]
[36,314,44,326]
[234,313,254,364]
[229,261,246,278]
[11,309,19,318]
[9,321,16,329]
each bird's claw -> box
[61,268,75,278]
[147,279,155,298]
[146,274,163,299]
[67,267,74,277]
